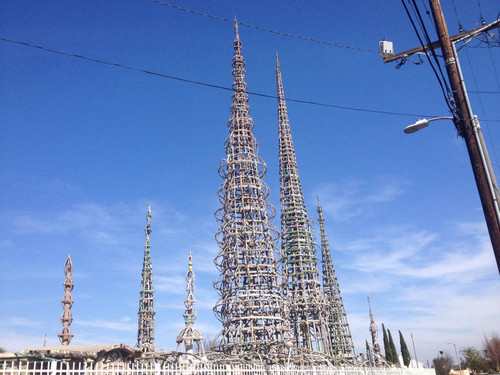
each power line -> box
[463,46,499,171]
[149,0,378,54]
[412,0,454,102]
[469,91,500,94]
[401,0,455,114]
[2,36,500,122]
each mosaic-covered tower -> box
[176,252,205,357]
[317,197,355,364]
[58,254,74,345]
[137,203,155,352]
[214,20,289,361]
[276,55,331,356]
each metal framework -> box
[276,55,331,356]
[176,252,205,358]
[137,204,155,352]
[58,254,74,345]
[317,198,355,364]
[213,20,290,362]
[364,296,389,367]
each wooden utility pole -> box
[383,0,500,274]
[429,0,500,274]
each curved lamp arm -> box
[404,116,454,134]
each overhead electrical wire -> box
[464,35,500,168]
[149,0,378,54]
[400,0,455,114]
[411,0,454,100]
[0,36,451,119]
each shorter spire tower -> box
[317,197,355,364]
[137,204,156,352]
[366,296,389,367]
[368,296,380,356]
[176,252,205,357]
[58,254,74,345]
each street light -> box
[404,115,500,273]
[403,116,454,134]
[447,343,462,374]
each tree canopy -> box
[433,352,453,375]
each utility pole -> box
[383,0,500,274]
[429,0,500,274]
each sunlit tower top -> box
[317,197,355,364]
[275,54,331,356]
[213,19,289,362]
[368,296,381,355]
[58,254,74,345]
[137,203,155,352]
[366,296,389,366]
[176,252,205,358]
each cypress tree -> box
[399,330,411,367]
[388,329,399,365]
[382,323,392,362]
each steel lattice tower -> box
[214,20,289,361]
[137,203,155,352]
[317,197,355,364]
[276,55,331,356]
[58,254,74,345]
[176,252,205,357]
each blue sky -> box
[1,0,499,365]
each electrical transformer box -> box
[379,40,394,58]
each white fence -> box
[0,361,436,375]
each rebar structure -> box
[316,197,355,364]
[137,204,155,352]
[365,296,389,367]
[58,254,74,345]
[368,296,380,356]
[176,252,205,358]
[213,20,289,362]
[276,55,331,356]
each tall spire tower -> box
[317,197,355,364]
[276,55,331,356]
[176,252,205,357]
[137,203,155,352]
[58,254,74,345]
[214,20,289,361]
[368,296,381,356]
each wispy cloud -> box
[78,317,135,332]
[343,222,492,280]
[0,317,41,327]
[315,177,407,221]
[337,217,499,362]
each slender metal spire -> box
[137,203,155,352]
[234,16,239,40]
[276,56,331,356]
[366,296,390,367]
[368,296,380,355]
[317,197,355,364]
[213,22,289,363]
[176,252,205,357]
[58,254,74,345]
